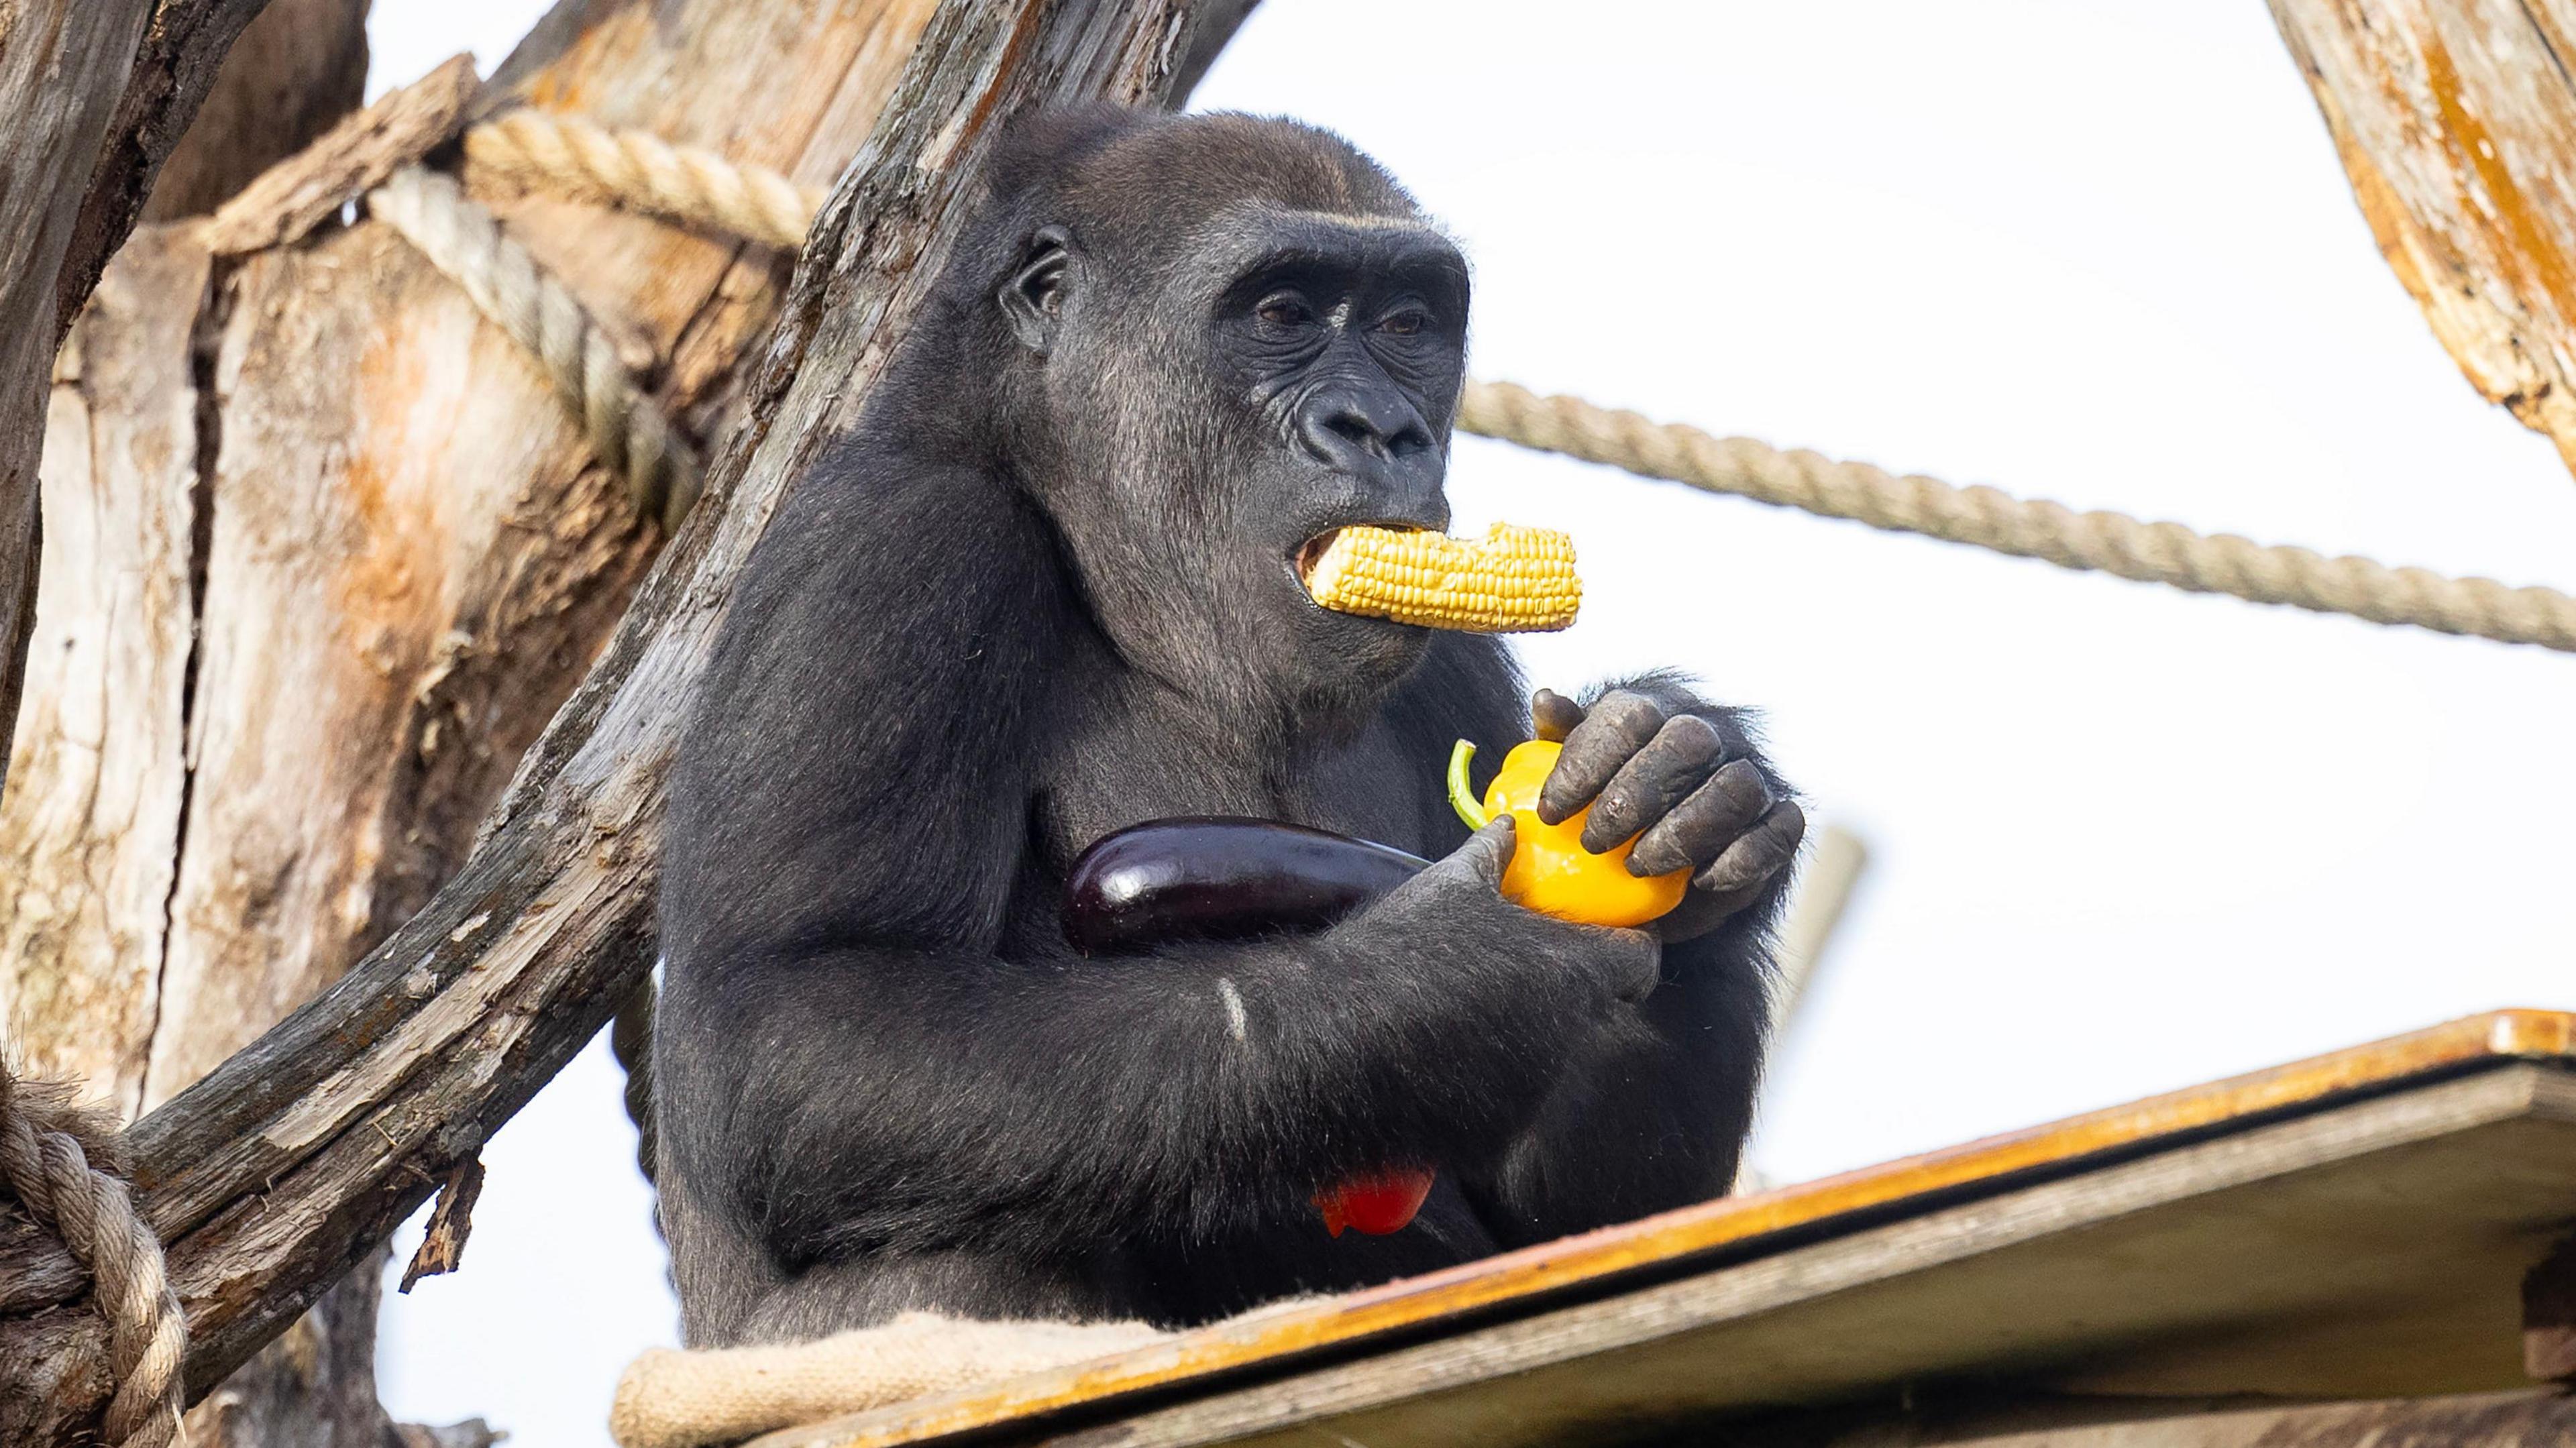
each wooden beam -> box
[2268,0,2576,480]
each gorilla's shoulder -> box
[713,443,1070,690]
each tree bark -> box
[143,0,374,223]
[0,0,1213,1441]
[2269,0,2576,480]
[0,0,276,811]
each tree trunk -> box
[1,0,1228,1441]
[0,0,278,808]
[144,0,374,223]
[2269,0,2576,480]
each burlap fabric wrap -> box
[610,1312,1173,1448]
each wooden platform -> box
[757,1010,2576,1448]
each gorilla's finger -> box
[1532,688,1585,743]
[1448,816,1518,889]
[1625,760,1772,877]
[1580,714,1725,853]
[1694,800,1806,895]
[1536,690,1665,825]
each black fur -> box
[656,107,1791,1345]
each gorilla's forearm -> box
[662,901,1616,1264]
[1465,917,1778,1246]
[1463,673,1794,1245]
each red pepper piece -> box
[1313,1167,1435,1237]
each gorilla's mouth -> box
[1293,525,1424,591]
[1293,531,1344,588]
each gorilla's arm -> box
[668,860,1643,1264]
[1458,676,1796,1247]
[659,455,1651,1269]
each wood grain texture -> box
[0,0,274,812]
[0,230,210,1117]
[2269,0,2576,477]
[742,1011,2576,1448]
[142,0,371,221]
[0,0,162,807]
[201,54,481,257]
[53,0,281,334]
[1722,1387,2576,1448]
[761,1064,2576,1448]
[0,0,1214,1441]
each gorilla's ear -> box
[999,225,1075,355]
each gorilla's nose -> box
[1297,384,1436,474]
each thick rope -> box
[1460,380,2576,654]
[367,166,702,530]
[460,108,2576,657]
[466,111,823,253]
[0,1071,186,1448]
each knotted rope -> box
[0,1070,186,1448]
[450,107,2576,655]
[367,166,702,529]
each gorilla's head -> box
[934,108,1473,738]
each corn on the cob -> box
[1300,522,1580,632]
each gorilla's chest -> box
[1034,707,1432,873]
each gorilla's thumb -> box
[1454,816,1517,887]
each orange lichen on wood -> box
[2269,0,2576,476]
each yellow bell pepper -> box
[1448,739,1690,928]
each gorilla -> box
[656,105,1804,1347]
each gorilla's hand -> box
[1368,816,1662,1005]
[1531,687,1805,944]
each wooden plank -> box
[773,1064,2576,1448]
[1716,1388,2576,1448]
[2267,0,2576,479]
[751,1010,2576,1448]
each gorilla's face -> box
[1002,184,1472,736]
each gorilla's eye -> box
[1255,293,1316,327]
[1377,307,1430,337]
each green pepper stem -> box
[1447,739,1491,830]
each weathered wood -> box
[720,1011,2576,1448]
[55,0,282,331]
[0,0,272,810]
[2268,0,2576,479]
[1713,1387,2576,1448]
[143,0,371,222]
[1168,0,1259,103]
[2524,1233,2576,1380]
[0,0,160,808]
[0,231,211,1115]
[0,0,1212,1441]
[759,1062,2576,1448]
[201,55,482,257]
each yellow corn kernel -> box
[1301,522,1580,632]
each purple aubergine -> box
[1061,817,1428,956]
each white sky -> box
[366,3,2576,1443]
